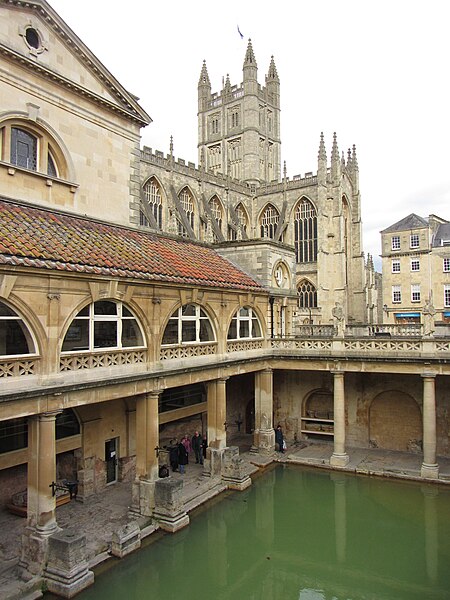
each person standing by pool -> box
[192,431,203,464]
[202,434,208,461]
[275,425,284,453]
[182,434,191,463]
[178,439,188,474]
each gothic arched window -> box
[0,302,36,356]
[141,177,163,229]
[229,203,248,240]
[208,196,223,242]
[298,281,317,308]
[178,188,195,237]
[260,204,279,239]
[61,301,145,353]
[162,304,215,346]
[294,198,317,263]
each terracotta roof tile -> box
[0,199,264,292]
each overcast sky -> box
[50,0,450,270]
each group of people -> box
[168,431,207,474]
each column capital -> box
[331,370,345,377]
[38,410,63,421]
[421,372,436,379]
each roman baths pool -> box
[51,466,450,600]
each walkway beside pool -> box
[1,437,450,599]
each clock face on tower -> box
[273,263,288,288]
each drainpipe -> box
[269,296,275,338]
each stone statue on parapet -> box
[332,301,345,337]
[423,296,436,337]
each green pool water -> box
[72,466,450,600]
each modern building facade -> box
[0,0,449,586]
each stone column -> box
[207,378,228,450]
[131,391,160,516]
[421,374,439,479]
[254,369,275,454]
[21,411,60,576]
[330,371,349,467]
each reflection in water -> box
[71,466,450,600]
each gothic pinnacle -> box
[318,132,327,162]
[266,56,279,81]
[244,38,257,67]
[331,132,339,163]
[352,144,359,170]
[198,60,210,86]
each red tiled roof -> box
[0,199,264,292]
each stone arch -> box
[259,203,280,239]
[369,391,422,452]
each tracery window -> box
[298,281,317,308]
[294,198,317,262]
[161,304,215,345]
[61,301,145,353]
[209,196,222,239]
[178,188,195,237]
[0,121,67,179]
[0,302,36,356]
[260,204,279,239]
[227,307,262,340]
[141,177,163,228]
[228,203,248,240]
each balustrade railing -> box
[0,356,38,378]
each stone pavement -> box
[1,438,450,599]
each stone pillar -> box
[221,446,251,491]
[131,391,160,517]
[207,378,228,450]
[254,369,275,454]
[44,529,94,597]
[421,374,439,479]
[330,371,349,467]
[21,411,60,576]
[153,478,189,533]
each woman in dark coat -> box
[169,440,179,472]
[275,425,284,453]
[178,440,188,474]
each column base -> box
[258,429,275,455]
[111,522,141,558]
[421,463,439,479]
[221,446,252,491]
[330,453,349,468]
[19,523,61,578]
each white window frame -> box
[227,307,262,340]
[392,260,400,273]
[391,236,400,250]
[410,234,419,249]
[61,301,145,353]
[410,259,420,272]
[411,284,421,303]
[161,304,215,346]
[392,285,401,303]
[443,258,450,273]
[445,285,450,308]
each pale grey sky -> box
[50,0,450,269]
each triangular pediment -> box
[381,213,429,234]
[0,0,150,126]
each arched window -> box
[178,188,195,237]
[209,196,222,231]
[260,204,279,239]
[229,203,248,240]
[294,198,317,262]
[56,409,80,439]
[228,307,262,340]
[0,302,36,356]
[61,301,145,353]
[162,304,214,345]
[298,281,317,308]
[141,177,163,228]
[1,121,68,179]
